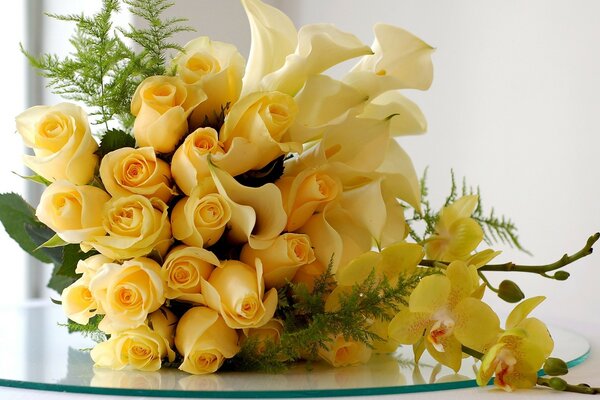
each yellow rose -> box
[201,260,278,329]
[240,233,316,289]
[276,168,340,231]
[318,334,372,367]
[171,187,231,248]
[131,76,206,153]
[148,307,179,349]
[99,147,176,203]
[216,91,301,176]
[75,254,113,282]
[163,245,219,304]
[175,306,239,375]
[83,195,172,260]
[170,128,225,196]
[15,102,98,184]
[61,277,97,325]
[292,260,327,293]
[89,257,165,333]
[91,324,175,372]
[36,180,110,243]
[241,318,284,355]
[173,37,245,129]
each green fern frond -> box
[472,197,530,254]
[22,0,192,132]
[121,0,194,76]
[407,169,528,253]
[226,266,435,372]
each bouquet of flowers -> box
[2,0,597,394]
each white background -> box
[1,0,599,331]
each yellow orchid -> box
[476,296,554,391]
[425,195,484,261]
[388,260,500,372]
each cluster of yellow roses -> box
[14,0,435,376]
[12,0,555,390]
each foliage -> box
[62,315,107,343]
[96,128,137,158]
[21,0,192,132]
[0,193,97,294]
[0,193,58,264]
[224,265,437,372]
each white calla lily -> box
[285,75,366,144]
[345,23,434,98]
[241,0,297,94]
[209,163,287,249]
[261,24,372,96]
[299,117,391,173]
[359,90,427,136]
[340,179,387,244]
[377,139,421,211]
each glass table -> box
[0,301,590,398]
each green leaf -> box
[47,245,95,293]
[0,193,56,263]
[96,128,135,158]
[37,234,69,249]
[24,223,63,265]
[63,315,107,342]
[12,171,51,186]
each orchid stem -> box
[537,377,600,395]
[461,345,484,360]
[419,233,599,276]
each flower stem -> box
[461,345,484,360]
[419,233,599,276]
[537,377,600,394]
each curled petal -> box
[346,23,434,97]
[210,165,287,249]
[297,210,343,273]
[261,24,372,96]
[359,91,427,136]
[286,75,365,144]
[241,0,297,94]
[340,179,387,243]
[378,140,421,211]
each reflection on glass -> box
[0,303,590,397]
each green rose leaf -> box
[47,245,95,293]
[96,128,136,158]
[0,192,57,264]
